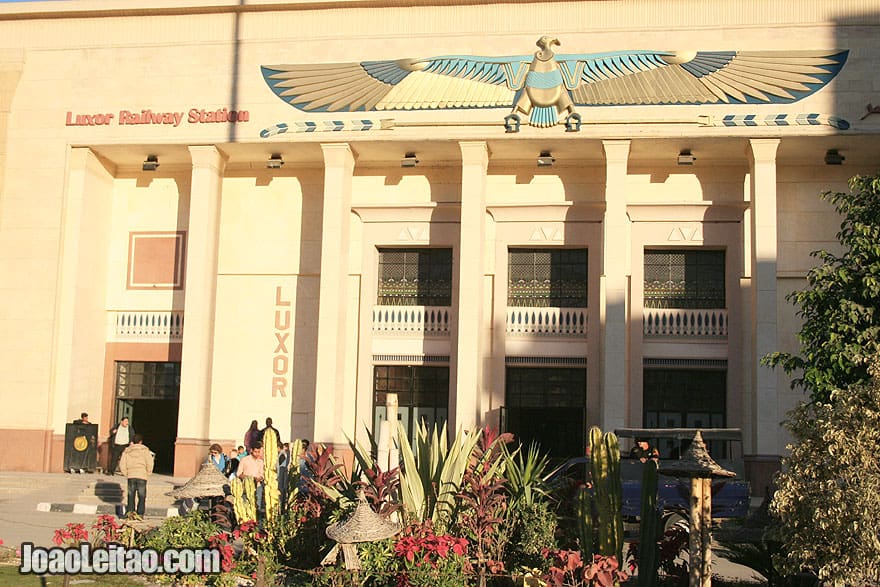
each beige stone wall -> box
[0,0,878,473]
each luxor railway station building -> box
[1,0,879,491]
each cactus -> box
[230,477,257,523]
[637,460,661,587]
[576,485,594,558]
[588,426,624,564]
[262,429,281,521]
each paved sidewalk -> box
[0,471,189,548]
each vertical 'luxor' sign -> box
[273,287,292,397]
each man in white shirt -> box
[109,417,132,475]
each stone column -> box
[453,141,489,434]
[313,143,355,447]
[48,147,114,471]
[175,146,226,476]
[746,138,781,492]
[600,140,631,431]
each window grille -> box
[503,367,587,460]
[115,362,181,399]
[377,248,452,306]
[508,249,588,307]
[644,249,725,309]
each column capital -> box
[748,138,780,163]
[320,142,357,168]
[187,145,228,171]
[459,141,490,166]
[602,139,631,163]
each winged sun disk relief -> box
[262,36,848,128]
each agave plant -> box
[504,441,552,509]
[395,420,483,526]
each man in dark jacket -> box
[259,417,281,447]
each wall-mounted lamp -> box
[537,151,555,167]
[267,154,285,169]
[401,152,419,168]
[824,149,845,165]
[142,155,160,171]
[677,150,696,165]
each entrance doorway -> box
[114,361,181,474]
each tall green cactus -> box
[637,460,661,587]
[576,485,594,559]
[262,429,281,521]
[584,426,624,566]
[230,476,257,523]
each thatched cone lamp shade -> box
[659,431,735,587]
[321,489,401,570]
[167,462,229,500]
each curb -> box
[36,503,180,518]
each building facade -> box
[1,0,879,490]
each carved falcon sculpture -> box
[261,36,848,128]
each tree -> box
[763,174,880,403]
[770,358,880,584]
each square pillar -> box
[453,141,489,434]
[176,145,226,476]
[313,143,355,446]
[746,138,782,490]
[601,140,631,431]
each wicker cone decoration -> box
[659,430,735,479]
[167,462,229,500]
[321,489,401,570]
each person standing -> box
[237,441,265,515]
[109,417,133,475]
[206,443,227,473]
[277,442,290,508]
[259,417,281,447]
[119,434,154,517]
[244,420,260,453]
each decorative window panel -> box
[377,248,452,306]
[115,361,181,399]
[504,366,587,459]
[127,232,186,290]
[508,249,588,308]
[644,249,725,309]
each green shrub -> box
[505,501,557,570]
[140,510,220,551]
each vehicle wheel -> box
[662,511,688,533]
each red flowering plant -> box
[52,523,89,547]
[393,521,471,586]
[207,531,237,574]
[542,549,629,587]
[52,515,132,550]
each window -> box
[508,249,588,307]
[643,367,726,457]
[115,362,181,399]
[504,367,586,460]
[377,248,453,306]
[373,365,449,445]
[644,249,725,309]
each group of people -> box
[97,414,313,520]
[202,418,312,516]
